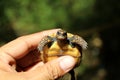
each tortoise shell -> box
[38,29,87,67]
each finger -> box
[23,62,44,71]
[24,56,76,80]
[16,49,41,69]
[0,29,60,60]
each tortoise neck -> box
[57,39,68,47]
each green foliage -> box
[4,0,95,35]
[72,0,95,18]
[6,0,54,34]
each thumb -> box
[24,56,76,80]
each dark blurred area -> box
[0,0,120,80]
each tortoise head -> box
[56,29,67,40]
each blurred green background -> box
[0,0,120,80]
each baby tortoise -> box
[38,29,87,80]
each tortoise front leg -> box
[38,36,54,62]
[38,36,53,51]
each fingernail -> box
[59,56,75,72]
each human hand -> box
[0,29,76,80]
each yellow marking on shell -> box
[67,33,74,37]
[46,41,81,63]
[47,42,63,56]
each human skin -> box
[0,29,76,80]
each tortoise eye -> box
[63,32,67,36]
[57,31,60,35]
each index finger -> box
[0,29,59,59]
